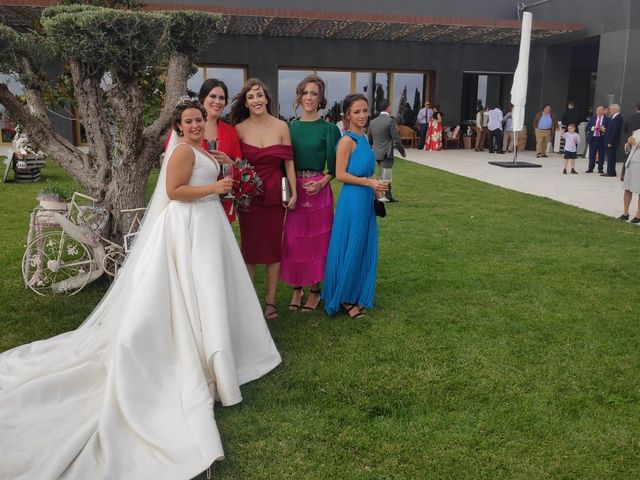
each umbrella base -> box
[488,161,541,168]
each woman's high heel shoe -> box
[289,287,303,312]
[341,303,364,319]
[301,289,322,312]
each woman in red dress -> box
[229,79,297,320]
[198,79,242,222]
[165,79,239,222]
[424,105,443,151]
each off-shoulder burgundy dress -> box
[238,142,294,264]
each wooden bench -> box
[13,153,46,183]
[398,125,417,148]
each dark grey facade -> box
[3,0,639,149]
[162,0,639,148]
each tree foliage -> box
[396,85,407,118]
[0,6,222,239]
[413,88,421,114]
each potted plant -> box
[37,183,71,211]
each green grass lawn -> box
[1,159,639,479]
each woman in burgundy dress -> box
[229,79,297,320]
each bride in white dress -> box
[0,99,281,479]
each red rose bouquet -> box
[230,159,263,212]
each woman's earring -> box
[178,129,184,137]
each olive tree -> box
[0,5,221,238]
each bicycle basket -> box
[77,206,109,237]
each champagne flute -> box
[301,171,314,208]
[379,168,392,202]
[222,164,234,199]
[206,139,217,153]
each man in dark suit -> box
[585,105,610,173]
[624,101,640,134]
[603,103,623,177]
[562,100,583,133]
[368,99,406,202]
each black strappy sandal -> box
[289,287,303,312]
[341,303,364,319]
[264,303,279,320]
[301,289,322,312]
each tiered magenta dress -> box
[238,142,294,264]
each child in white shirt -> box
[561,124,580,174]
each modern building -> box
[1,0,639,149]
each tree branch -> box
[68,60,112,186]
[144,51,190,141]
[20,57,52,127]
[0,82,96,188]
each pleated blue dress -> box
[322,131,378,315]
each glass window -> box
[0,74,24,144]
[316,70,350,121]
[477,74,488,109]
[392,73,424,122]
[205,67,245,115]
[278,69,313,121]
[187,67,205,98]
[355,72,391,117]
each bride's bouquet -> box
[230,159,262,211]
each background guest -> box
[416,100,433,149]
[585,105,610,173]
[322,93,387,318]
[619,131,640,223]
[562,100,584,134]
[230,79,297,321]
[475,105,488,151]
[533,104,558,158]
[559,123,580,174]
[486,104,504,154]
[624,101,640,134]
[401,102,416,128]
[424,105,443,151]
[281,75,341,313]
[503,104,514,152]
[368,99,406,202]
[603,103,623,177]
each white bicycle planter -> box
[22,192,145,296]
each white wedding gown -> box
[0,144,281,479]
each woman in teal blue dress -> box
[322,94,388,318]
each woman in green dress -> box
[281,75,341,312]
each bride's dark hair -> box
[170,98,207,134]
[229,78,273,125]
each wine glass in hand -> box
[379,168,392,201]
[222,164,234,199]
[301,171,314,208]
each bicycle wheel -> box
[22,229,96,296]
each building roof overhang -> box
[0,1,582,45]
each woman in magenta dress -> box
[229,79,297,321]
[281,75,341,313]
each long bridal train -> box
[0,142,281,479]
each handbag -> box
[281,177,291,204]
[374,199,386,217]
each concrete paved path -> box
[403,148,626,219]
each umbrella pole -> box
[513,131,518,164]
